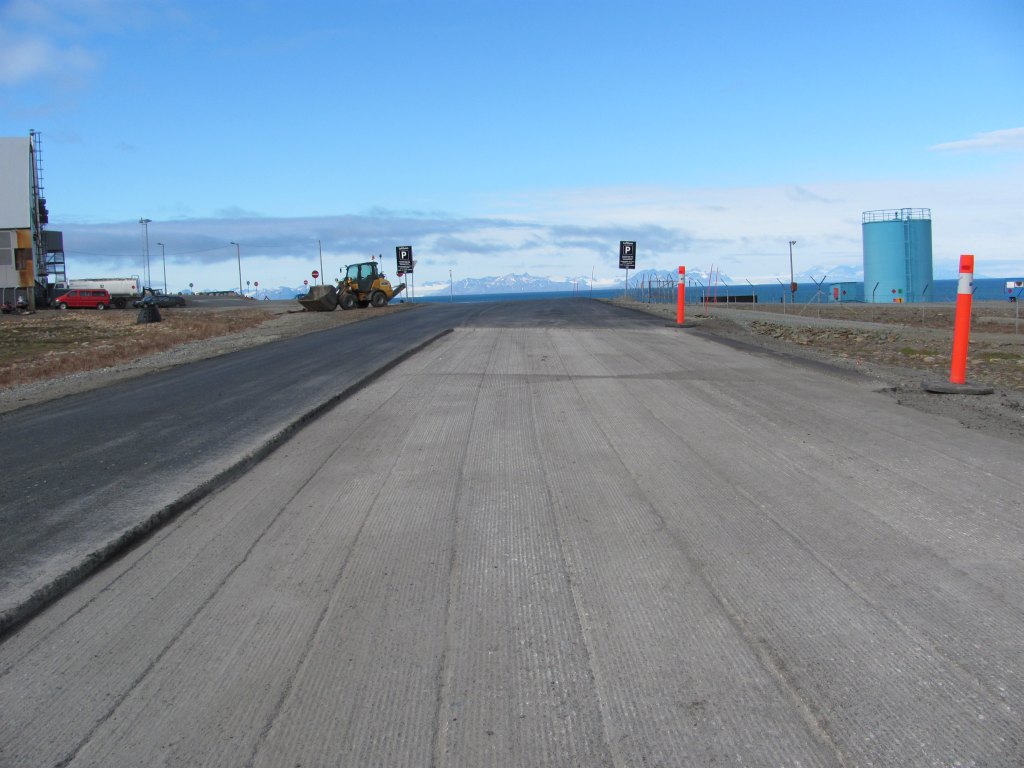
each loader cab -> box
[345,262,379,293]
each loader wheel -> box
[370,291,387,308]
[339,292,357,310]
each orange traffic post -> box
[676,266,686,325]
[949,254,975,385]
[924,253,991,395]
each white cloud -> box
[50,170,1024,291]
[482,175,1024,279]
[0,0,150,87]
[0,15,99,85]
[928,127,1024,153]
[0,39,62,85]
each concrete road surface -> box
[1,319,1022,766]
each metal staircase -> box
[29,130,66,289]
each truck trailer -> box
[67,277,143,309]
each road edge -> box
[0,328,454,639]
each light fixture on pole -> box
[788,240,797,301]
[139,218,152,289]
[156,242,167,294]
[230,241,242,296]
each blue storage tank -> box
[862,208,933,303]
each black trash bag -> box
[136,300,162,324]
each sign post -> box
[396,246,413,302]
[619,240,636,296]
[1007,280,1023,334]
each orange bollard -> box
[949,254,974,385]
[677,266,685,325]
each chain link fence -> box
[625,277,762,305]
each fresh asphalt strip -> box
[0,328,454,638]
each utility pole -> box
[157,242,167,294]
[788,240,797,303]
[139,218,152,289]
[230,242,242,296]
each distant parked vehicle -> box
[67,277,142,309]
[133,294,186,308]
[53,289,111,310]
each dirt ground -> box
[614,298,1024,442]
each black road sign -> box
[396,245,413,273]
[619,241,636,270]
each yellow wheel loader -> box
[337,261,405,310]
[297,261,405,312]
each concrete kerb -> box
[0,328,454,638]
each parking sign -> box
[397,246,413,273]
[619,241,636,270]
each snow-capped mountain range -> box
[242,264,866,301]
[418,273,606,296]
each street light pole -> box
[157,242,167,294]
[318,239,324,285]
[139,218,152,289]
[230,241,242,296]
[788,240,797,303]
[449,269,453,303]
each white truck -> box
[67,277,143,309]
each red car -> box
[53,289,112,310]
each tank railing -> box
[862,208,931,223]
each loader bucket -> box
[298,284,339,311]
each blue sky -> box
[2,0,1022,293]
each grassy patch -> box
[978,351,1022,361]
[898,347,936,357]
[0,309,271,387]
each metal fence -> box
[625,278,762,305]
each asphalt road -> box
[1,299,1022,766]
[0,299,660,630]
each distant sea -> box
[415,277,1022,306]
[417,288,622,304]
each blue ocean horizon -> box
[416,277,1023,306]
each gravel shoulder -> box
[611,298,1024,443]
